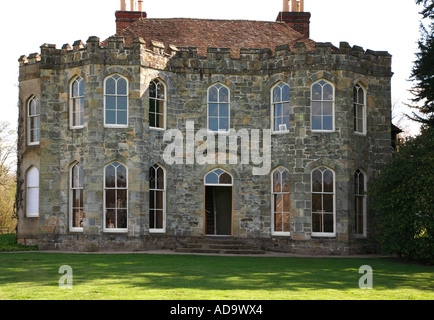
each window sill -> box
[271,130,290,135]
[103,228,128,233]
[311,232,336,238]
[69,228,84,233]
[271,232,291,237]
[104,125,128,129]
[150,127,166,132]
[149,229,166,234]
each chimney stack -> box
[277,0,311,38]
[120,0,126,11]
[116,0,147,33]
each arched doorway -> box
[204,169,233,236]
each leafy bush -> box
[369,127,434,264]
[0,233,38,251]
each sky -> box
[0,0,423,136]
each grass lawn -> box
[0,250,433,300]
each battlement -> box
[18,36,391,77]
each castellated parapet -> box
[19,35,392,78]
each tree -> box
[409,0,434,127]
[369,126,434,264]
[0,121,17,232]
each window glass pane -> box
[275,103,282,117]
[73,80,79,97]
[157,83,165,100]
[273,86,281,103]
[105,78,116,95]
[205,172,219,184]
[106,96,116,110]
[324,213,334,233]
[79,79,84,97]
[117,96,128,110]
[149,99,156,113]
[274,194,283,213]
[117,189,127,208]
[219,87,229,103]
[27,168,39,187]
[311,115,322,130]
[323,194,333,213]
[283,194,290,212]
[312,193,322,212]
[27,187,39,215]
[105,165,115,188]
[323,169,334,192]
[209,86,218,102]
[311,101,321,116]
[282,84,290,102]
[157,114,164,128]
[156,100,164,114]
[72,208,84,228]
[156,191,164,210]
[323,83,334,101]
[157,167,165,190]
[106,110,116,125]
[155,210,164,229]
[106,210,116,228]
[323,102,333,116]
[274,211,282,232]
[312,83,322,100]
[117,165,127,188]
[150,190,155,209]
[312,169,322,192]
[273,170,281,193]
[323,116,333,131]
[117,78,127,95]
[105,189,116,208]
[219,117,229,131]
[150,167,156,190]
[219,172,232,184]
[209,117,218,132]
[220,103,229,117]
[208,103,218,117]
[282,212,290,232]
[274,117,282,132]
[149,209,155,228]
[117,110,127,125]
[282,169,290,193]
[282,103,290,116]
[149,81,156,98]
[312,212,322,232]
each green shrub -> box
[369,127,434,264]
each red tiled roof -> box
[112,18,315,56]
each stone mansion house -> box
[16,0,393,254]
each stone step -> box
[223,249,265,255]
[175,247,221,254]
[176,237,265,255]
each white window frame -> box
[26,166,39,217]
[354,84,367,135]
[103,162,128,233]
[69,162,84,232]
[271,167,291,236]
[104,74,129,128]
[207,83,230,134]
[311,166,336,237]
[149,164,167,234]
[355,169,367,237]
[27,96,40,146]
[271,82,290,134]
[149,79,167,131]
[311,80,335,132]
[70,77,85,129]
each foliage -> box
[0,252,433,300]
[409,0,434,127]
[0,121,17,230]
[0,233,37,251]
[369,127,434,264]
